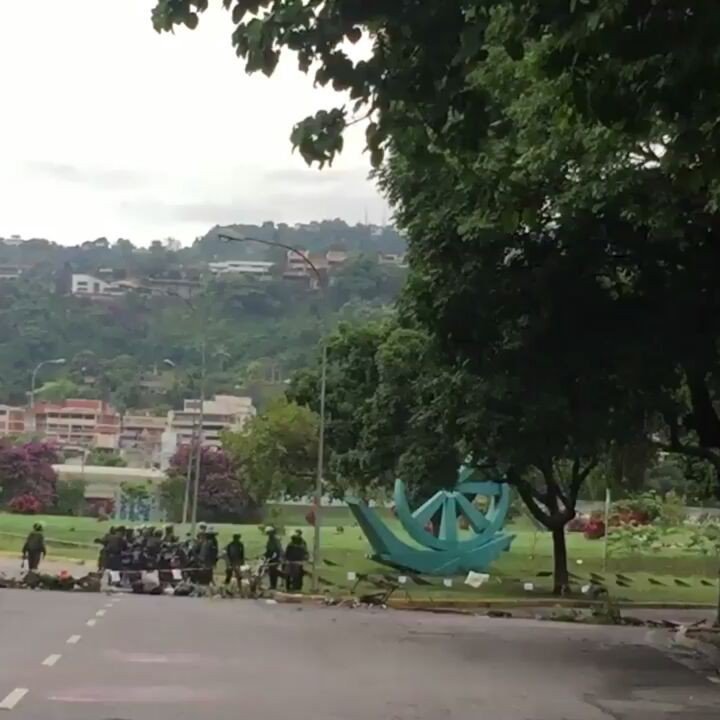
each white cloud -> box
[0,0,386,245]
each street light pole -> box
[30,358,66,408]
[164,357,195,525]
[156,293,207,536]
[313,342,327,591]
[217,228,327,592]
[190,336,206,537]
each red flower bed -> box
[583,518,606,539]
[8,493,44,514]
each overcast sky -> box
[0,1,386,246]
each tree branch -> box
[684,366,720,447]
[570,457,597,504]
[650,439,720,469]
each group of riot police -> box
[95,522,222,585]
[94,523,310,592]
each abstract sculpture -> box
[347,466,514,575]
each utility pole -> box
[30,358,66,409]
[312,342,327,593]
[217,228,327,591]
[182,422,195,524]
[190,336,206,537]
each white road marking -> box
[708,676,720,685]
[96,609,106,617]
[0,688,28,710]
[104,602,113,608]
[42,654,61,667]
[66,635,81,645]
[86,618,97,627]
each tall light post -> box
[164,358,196,525]
[218,228,327,593]
[30,358,66,407]
[168,300,207,537]
[190,338,206,537]
[146,284,207,535]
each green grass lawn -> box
[1,511,717,605]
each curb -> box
[675,628,720,672]
[387,598,717,611]
[272,592,716,612]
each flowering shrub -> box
[7,493,44,514]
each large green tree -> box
[222,398,319,504]
[289,320,464,506]
[150,2,720,479]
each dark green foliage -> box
[54,478,87,516]
[289,319,464,501]
[223,398,319,504]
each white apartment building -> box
[160,395,256,468]
[378,252,408,267]
[209,260,275,277]
[71,273,134,297]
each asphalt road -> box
[0,590,718,720]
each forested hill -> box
[0,220,405,272]
[0,221,406,411]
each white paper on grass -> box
[581,584,591,594]
[464,571,490,589]
[346,571,357,581]
[443,578,453,588]
[398,576,408,585]
[523,582,534,592]
[240,564,250,572]
[171,569,182,580]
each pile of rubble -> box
[0,570,101,592]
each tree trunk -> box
[551,526,570,596]
[716,562,720,628]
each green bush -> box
[53,478,87,516]
[657,490,687,527]
[610,491,663,524]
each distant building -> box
[282,249,348,288]
[0,265,25,281]
[283,249,312,280]
[71,273,135,298]
[52,463,166,517]
[326,249,348,268]
[209,260,275,277]
[0,235,24,246]
[160,394,256,468]
[119,414,167,466]
[142,277,202,299]
[30,399,121,448]
[378,252,408,268]
[0,405,26,437]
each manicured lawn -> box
[1,511,717,604]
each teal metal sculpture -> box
[347,467,514,575]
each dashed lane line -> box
[41,654,61,667]
[86,618,97,627]
[96,609,106,617]
[66,635,81,645]
[0,688,28,710]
